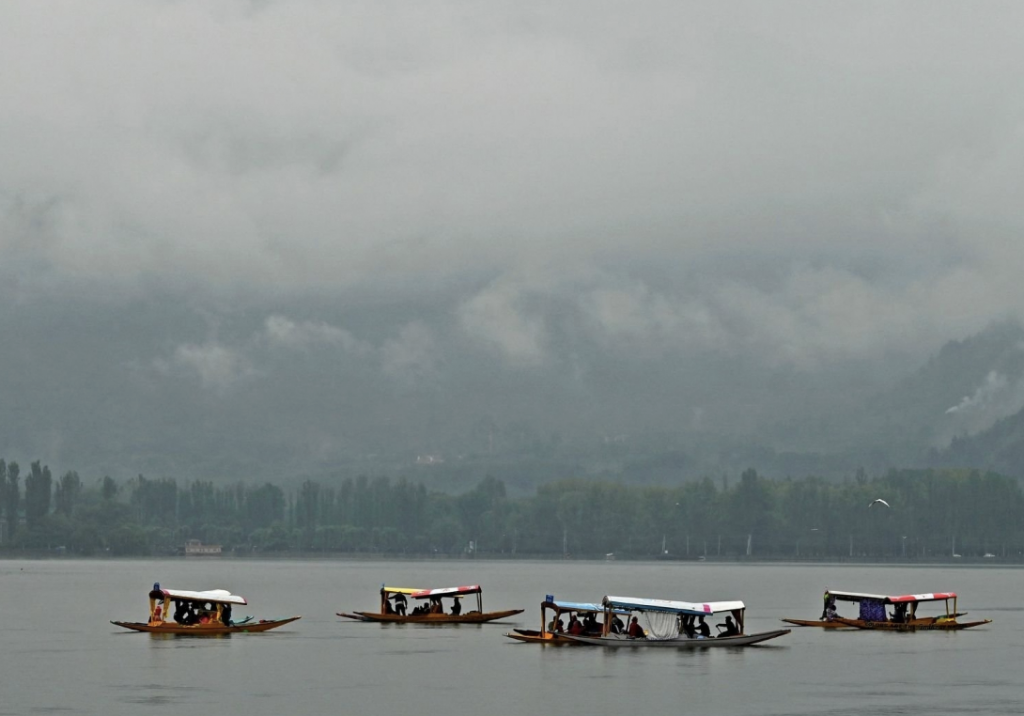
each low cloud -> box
[458,278,547,366]
[262,314,367,353]
[159,341,257,390]
[942,370,1024,438]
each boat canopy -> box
[159,588,247,605]
[603,595,745,615]
[411,585,482,599]
[381,587,424,595]
[826,590,956,604]
[543,599,631,614]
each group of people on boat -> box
[147,583,233,626]
[382,591,466,617]
[820,591,915,625]
[172,599,232,626]
[548,611,616,636]
[677,614,714,638]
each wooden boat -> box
[780,618,855,629]
[561,595,789,648]
[112,587,301,636]
[505,597,629,644]
[783,590,991,631]
[337,585,524,624]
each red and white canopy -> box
[826,590,955,604]
[411,585,482,599]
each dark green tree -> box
[54,471,82,516]
[24,461,52,529]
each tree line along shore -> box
[0,459,1020,560]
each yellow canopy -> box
[381,587,423,595]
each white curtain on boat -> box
[642,611,681,640]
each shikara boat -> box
[112,587,301,636]
[562,595,789,648]
[337,585,524,624]
[505,597,628,644]
[782,590,991,631]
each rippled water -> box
[1,558,1020,715]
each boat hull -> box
[111,616,301,635]
[782,618,856,629]
[504,629,583,645]
[832,617,992,632]
[338,609,524,624]
[563,629,790,648]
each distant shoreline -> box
[1,550,1021,566]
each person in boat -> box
[697,615,711,637]
[627,616,645,639]
[891,603,908,624]
[717,615,739,637]
[393,593,407,616]
[173,600,188,624]
[825,601,839,622]
[568,615,585,635]
[147,583,165,624]
[221,602,233,625]
[610,614,625,634]
[450,597,462,616]
[383,598,395,615]
[182,601,199,625]
[583,612,599,634]
[429,598,443,614]
[681,615,696,638]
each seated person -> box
[451,598,462,616]
[610,615,625,634]
[627,616,645,639]
[697,616,711,637]
[717,616,740,637]
[825,603,838,621]
[221,603,233,625]
[568,615,584,635]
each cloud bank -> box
[3,0,1024,372]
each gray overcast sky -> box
[2,0,1024,372]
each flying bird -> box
[868,499,890,508]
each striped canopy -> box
[411,585,482,599]
[826,590,956,604]
[381,587,424,595]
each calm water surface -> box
[1,559,1021,715]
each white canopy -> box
[159,588,247,605]
[603,595,745,615]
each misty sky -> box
[2,1,1024,475]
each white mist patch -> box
[160,341,258,391]
[942,370,1024,437]
[262,314,367,353]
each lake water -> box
[1,558,1021,715]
